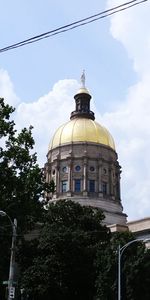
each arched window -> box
[61,180,68,192]
[89,180,95,192]
[102,182,107,195]
[75,179,81,192]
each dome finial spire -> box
[80,70,85,88]
[71,71,95,120]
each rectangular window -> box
[89,180,95,192]
[62,180,68,192]
[75,179,81,192]
[102,182,107,195]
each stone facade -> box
[128,217,150,240]
[45,141,127,225]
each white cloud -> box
[108,0,150,74]
[104,0,150,220]
[0,72,79,165]
[0,69,20,106]
[15,79,79,165]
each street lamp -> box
[118,238,150,300]
[0,210,17,300]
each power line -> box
[0,0,148,54]
[0,0,147,53]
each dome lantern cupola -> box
[70,71,95,120]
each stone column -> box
[116,164,121,201]
[67,160,72,196]
[98,162,103,197]
[56,162,60,197]
[108,165,114,196]
[116,173,121,201]
[83,158,88,196]
[45,165,50,183]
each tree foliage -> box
[18,200,109,300]
[95,231,150,300]
[0,98,51,233]
[0,98,53,297]
[17,200,150,300]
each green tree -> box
[0,98,51,233]
[0,98,53,297]
[18,200,110,300]
[95,231,150,300]
[18,199,150,300]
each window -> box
[75,165,81,172]
[89,180,95,192]
[61,180,68,192]
[75,179,81,192]
[62,166,67,173]
[102,182,107,195]
[103,168,107,174]
[90,166,95,172]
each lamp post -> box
[118,238,150,300]
[0,210,17,300]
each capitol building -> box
[44,73,150,238]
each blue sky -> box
[0,0,150,221]
[1,0,135,108]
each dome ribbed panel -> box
[48,118,115,151]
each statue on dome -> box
[81,70,85,88]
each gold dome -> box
[49,118,115,150]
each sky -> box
[0,0,150,221]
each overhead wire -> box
[0,0,148,54]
